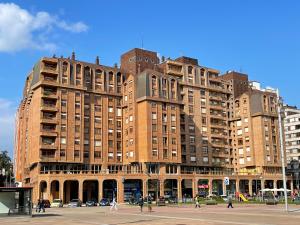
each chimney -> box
[95,56,100,65]
[71,51,75,60]
[114,63,118,68]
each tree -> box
[0,150,13,186]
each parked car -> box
[86,200,97,207]
[166,196,177,204]
[99,198,110,206]
[68,199,82,207]
[51,199,63,208]
[157,196,166,206]
[42,199,51,208]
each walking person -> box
[227,195,233,208]
[138,196,144,212]
[36,199,40,213]
[39,199,45,212]
[110,197,118,211]
[195,195,201,208]
[147,194,152,212]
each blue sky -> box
[0,0,300,156]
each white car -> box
[51,199,63,207]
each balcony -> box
[41,75,58,85]
[41,116,57,124]
[166,61,184,76]
[41,103,58,112]
[41,60,58,75]
[40,126,57,136]
[209,103,224,110]
[40,143,57,150]
[42,90,58,99]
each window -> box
[95,140,102,147]
[172,138,176,145]
[202,146,208,154]
[108,107,113,113]
[117,108,122,116]
[237,120,242,126]
[152,137,157,144]
[190,156,196,162]
[190,135,195,144]
[152,124,157,131]
[238,148,243,155]
[171,114,176,122]
[95,128,101,134]
[247,157,251,162]
[61,113,67,120]
[152,112,157,120]
[171,126,176,133]
[237,129,243,135]
[129,115,133,121]
[203,157,208,162]
[74,138,80,145]
[245,127,249,133]
[94,151,101,158]
[239,158,245,164]
[95,117,101,123]
[61,137,66,144]
[61,125,66,132]
[152,148,158,156]
[246,146,250,152]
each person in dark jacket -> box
[227,196,233,208]
[138,196,144,212]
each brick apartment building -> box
[14,48,292,203]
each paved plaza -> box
[1,204,300,225]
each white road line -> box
[116,212,274,225]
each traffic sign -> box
[224,177,230,185]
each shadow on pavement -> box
[32,213,62,217]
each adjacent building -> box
[284,105,300,189]
[14,48,292,204]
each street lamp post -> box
[277,89,288,212]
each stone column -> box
[177,179,182,202]
[193,178,198,198]
[117,179,124,203]
[249,180,253,196]
[236,179,240,193]
[272,180,277,196]
[78,180,83,201]
[290,180,294,192]
[46,181,51,200]
[159,179,164,197]
[98,179,102,202]
[143,179,148,197]
[222,180,227,196]
[59,180,64,202]
[209,179,213,195]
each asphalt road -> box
[1,204,300,225]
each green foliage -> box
[0,150,13,172]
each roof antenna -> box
[141,32,144,49]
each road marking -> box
[116,212,274,225]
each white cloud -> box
[0,3,88,52]
[0,98,16,156]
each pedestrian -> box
[110,197,118,211]
[36,199,40,213]
[40,200,45,212]
[138,196,144,212]
[195,196,201,208]
[227,196,233,208]
[147,195,152,212]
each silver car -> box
[68,199,82,207]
